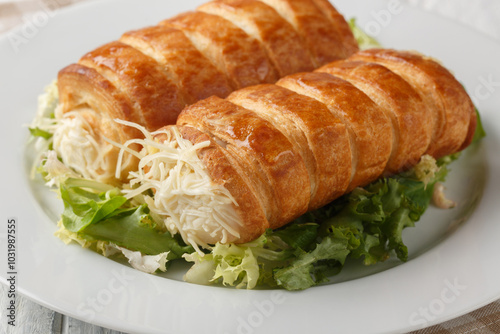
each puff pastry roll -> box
[124,49,475,248]
[348,49,476,157]
[54,0,357,183]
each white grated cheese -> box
[52,108,119,183]
[115,120,243,252]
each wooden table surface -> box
[1,1,499,333]
[0,282,124,333]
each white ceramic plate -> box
[1,0,500,333]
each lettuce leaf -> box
[29,127,53,140]
[273,233,352,290]
[60,178,127,232]
[184,236,267,289]
[348,18,382,49]
[59,178,193,259]
[472,108,486,144]
[79,204,192,258]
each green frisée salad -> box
[184,155,456,290]
[27,25,486,291]
[349,18,382,50]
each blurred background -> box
[1,0,500,39]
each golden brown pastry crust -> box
[310,0,359,56]
[257,0,354,66]
[173,49,476,243]
[349,49,475,158]
[57,0,358,172]
[120,25,233,106]
[317,60,434,174]
[161,11,279,89]
[177,126,269,243]
[277,71,393,191]
[226,84,352,210]
[58,64,137,134]
[57,63,142,180]
[78,41,184,129]
[197,0,315,77]
[177,96,311,229]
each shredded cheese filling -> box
[52,108,118,183]
[115,120,242,252]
